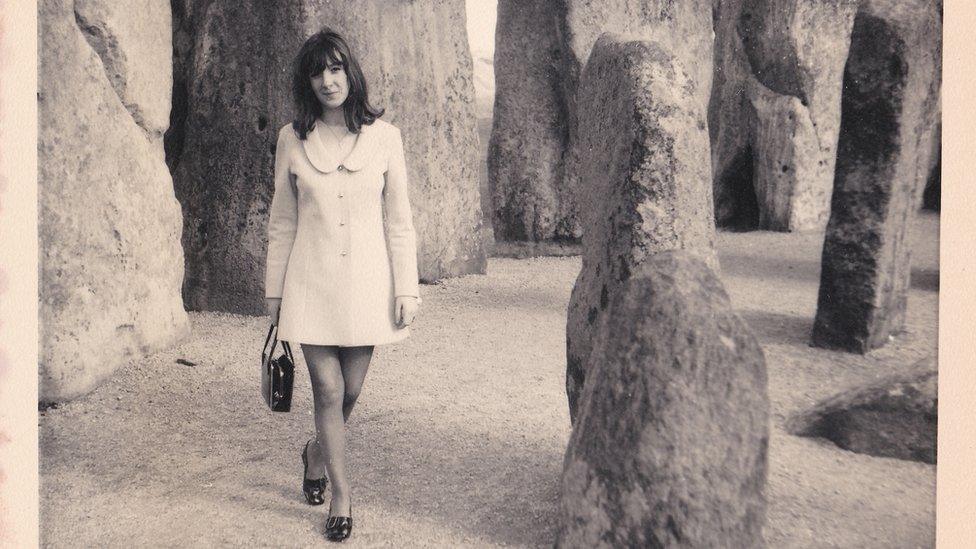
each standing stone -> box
[741,0,859,231]
[39,0,188,401]
[167,2,292,314]
[489,0,713,243]
[812,0,942,353]
[710,0,857,231]
[709,0,762,229]
[169,0,487,314]
[488,0,571,242]
[557,253,769,548]
[564,34,717,423]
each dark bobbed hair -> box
[291,28,384,139]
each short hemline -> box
[281,330,410,348]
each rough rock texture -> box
[489,0,713,243]
[564,35,717,423]
[557,253,769,548]
[710,0,857,231]
[709,0,761,229]
[812,0,942,353]
[166,2,292,314]
[39,0,189,401]
[169,0,487,314]
[488,0,571,242]
[788,360,936,464]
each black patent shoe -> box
[325,508,353,542]
[301,439,328,505]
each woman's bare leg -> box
[302,344,350,514]
[338,346,374,422]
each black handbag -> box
[261,323,295,412]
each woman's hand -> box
[395,296,420,328]
[266,298,282,325]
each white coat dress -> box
[264,118,419,346]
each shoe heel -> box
[301,439,327,506]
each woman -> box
[265,28,420,542]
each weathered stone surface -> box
[167,2,290,314]
[487,0,571,242]
[557,252,769,548]
[788,360,936,464]
[489,0,713,243]
[743,0,858,231]
[169,0,487,314]
[39,0,188,401]
[812,0,942,353]
[711,0,857,231]
[73,0,173,136]
[565,34,717,423]
[709,0,761,229]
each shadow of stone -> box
[736,309,814,347]
[719,251,938,294]
[910,268,939,292]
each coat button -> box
[338,193,344,198]
[340,251,347,256]
[339,221,345,226]
[338,165,345,171]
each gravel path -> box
[39,213,938,548]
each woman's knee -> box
[342,385,362,409]
[311,378,344,410]
[303,345,345,409]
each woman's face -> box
[310,60,349,110]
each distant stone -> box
[39,0,188,401]
[557,252,769,548]
[169,0,487,314]
[565,34,717,423]
[788,360,937,464]
[711,0,857,231]
[709,0,762,230]
[489,0,713,243]
[488,0,571,242]
[812,0,942,353]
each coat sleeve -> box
[264,127,299,299]
[384,127,420,298]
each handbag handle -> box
[263,324,294,362]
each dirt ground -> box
[39,212,938,548]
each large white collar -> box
[301,119,381,174]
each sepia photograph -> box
[0,0,972,546]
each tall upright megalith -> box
[558,34,768,548]
[488,0,571,242]
[39,0,189,401]
[811,0,942,353]
[710,0,858,231]
[167,1,290,315]
[564,34,717,423]
[169,1,487,314]
[489,0,713,243]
